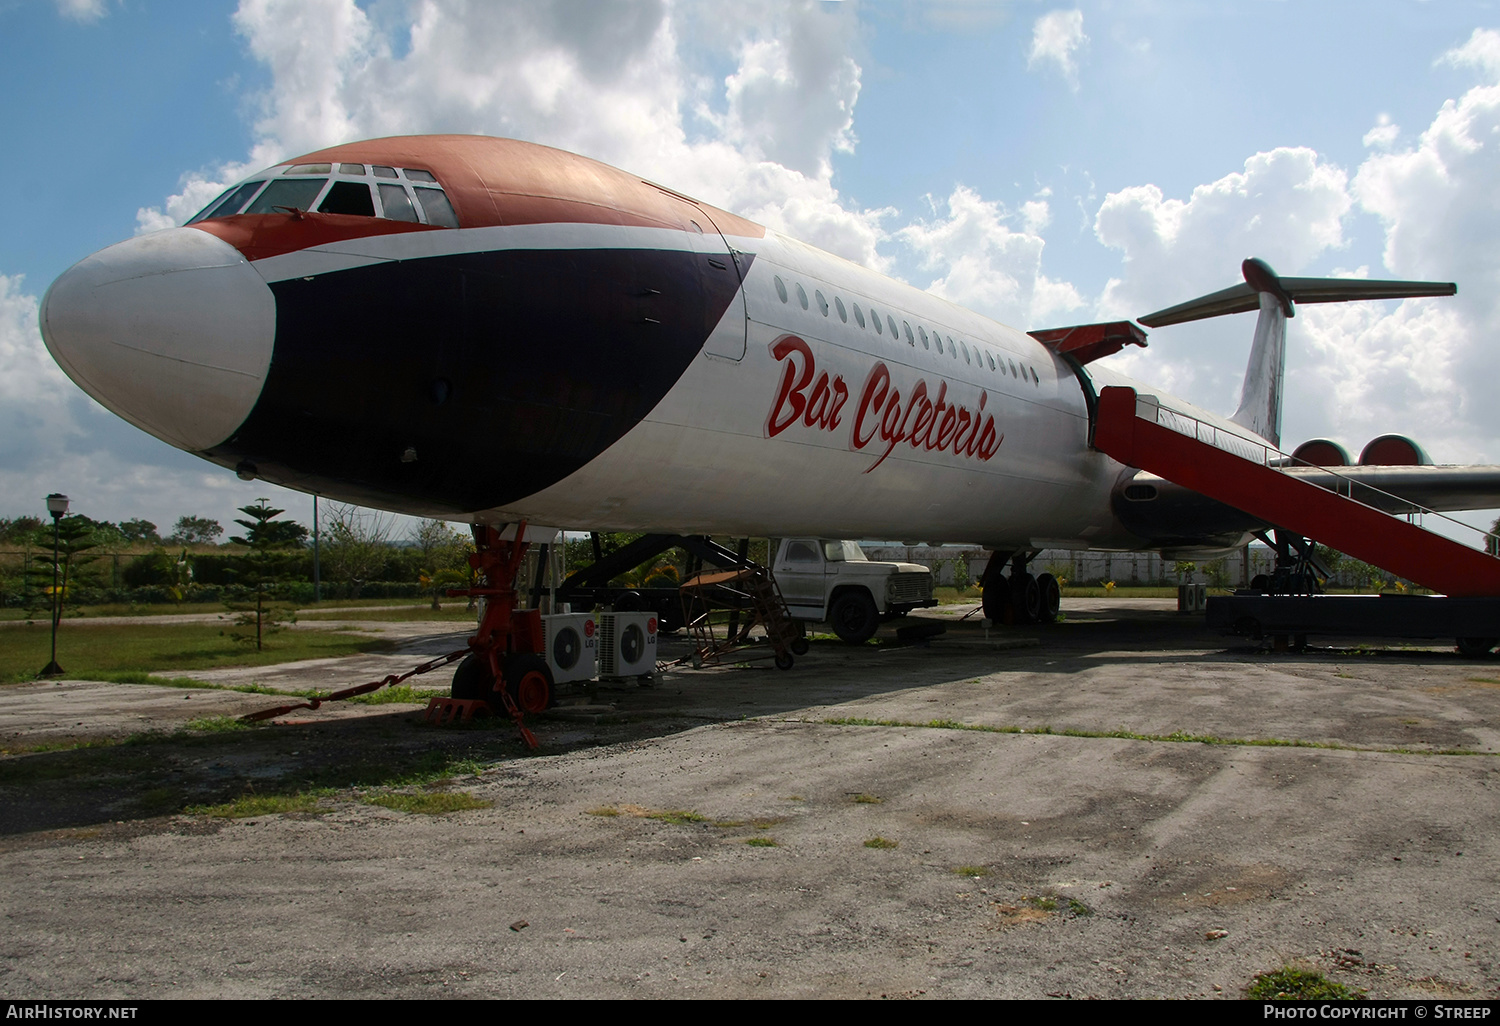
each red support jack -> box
[426,520,554,748]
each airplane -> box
[36,134,1500,710]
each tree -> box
[168,516,224,546]
[322,503,394,599]
[411,518,472,609]
[118,519,161,545]
[23,515,101,627]
[226,502,302,650]
[0,516,43,545]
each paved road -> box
[0,602,1495,999]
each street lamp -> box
[39,493,69,677]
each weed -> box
[363,791,491,815]
[347,685,436,705]
[1066,898,1093,917]
[136,787,187,815]
[187,793,326,818]
[864,836,898,849]
[954,865,990,877]
[745,837,778,847]
[615,804,707,825]
[586,806,620,817]
[1246,967,1364,1001]
[182,716,249,733]
[814,716,1496,757]
[850,793,884,804]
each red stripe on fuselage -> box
[191,212,441,262]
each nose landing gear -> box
[980,550,1061,626]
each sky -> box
[4,0,1500,544]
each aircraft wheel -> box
[1011,572,1042,625]
[1250,574,1271,593]
[791,637,810,656]
[774,652,794,671]
[503,653,554,712]
[1456,637,1497,658]
[613,590,646,612]
[1036,573,1062,623]
[981,579,1008,622]
[450,653,493,701]
[829,591,879,644]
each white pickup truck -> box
[771,538,937,644]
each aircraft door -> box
[683,208,748,361]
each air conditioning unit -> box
[542,612,597,684]
[598,611,657,679]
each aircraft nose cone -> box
[40,227,276,452]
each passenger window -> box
[318,181,376,217]
[903,321,914,346]
[775,276,788,303]
[835,296,847,322]
[403,169,438,182]
[414,187,459,227]
[935,335,943,355]
[918,326,928,348]
[960,341,971,364]
[285,164,332,175]
[853,303,866,328]
[338,163,365,176]
[887,315,898,338]
[1009,359,1019,377]
[378,183,420,222]
[1030,366,1039,384]
[795,283,809,310]
[986,352,996,371]
[815,290,829,316]
[372,166,399,179]
[872,308,883,334]
[244,178,327,214]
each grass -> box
[850,793,884,804]
[187,793,326,818]
[745,837,778,847]
[864,836,898,849]
[0,597,454,623]
[1247,967,1365,1001]
[0,621,398,683]
[347,685,440,705]
[362,791,492,815]
[954,865,990,877]
[815,716,1498,757]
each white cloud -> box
[1027,9,1087,90]
[1439,27,1500,81]
[898,186,1083,328]
[54,0,107,23]
[1091,147,1352,413]
[136,0,886,265]
[1363,113,1400,150]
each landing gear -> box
[450,653,493,701]
[504,652,554,712]
[979,550,1059,625]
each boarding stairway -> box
[1092,385,1500,598]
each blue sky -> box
[4,0,1500,543]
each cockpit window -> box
[285,163,332,175]
[372,166,398,178]
[318,181,376,217]
[403,168,437,182]
[378,183,420,222]
[186,180,265,223]
[338,163,365,176]
[243,178,326,214]
[413,187,459,228]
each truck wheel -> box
[1456,637,1496,658]
[1036,573,1061,623]
[829,591,879,644]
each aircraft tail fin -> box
[1137,259,1456,448]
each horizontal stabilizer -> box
[1139,258,1457,328]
